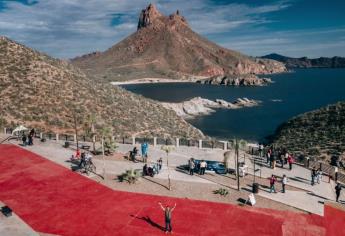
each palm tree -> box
[83,114,97,152]
[100,126,117,181]
[228,139,247,191]
[161,145,175,190]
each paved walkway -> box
[239,156,337,215]
[9,139,343,216]
[0,144,328,236]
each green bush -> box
[213,188,229,196]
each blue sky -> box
[0,0,344,59]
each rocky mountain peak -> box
[137,3,162,30]
[137,4,187,30]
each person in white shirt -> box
[282,174,288,193]
[199,160,207,175]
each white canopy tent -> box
[12,125,28,135]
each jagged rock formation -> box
[0,36,203,138]
[270,101,345,160]
[197,74,272,86]
[161,97,260,118]
[72,4,286,83]
[262,53,345,68]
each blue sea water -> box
[122,68,345,142]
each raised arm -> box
[158,202,165,211]
[171,203,177,211]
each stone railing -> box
[2,127,229,151]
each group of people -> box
[77,151,93,169]
[269,174,288,193]
[21,128,35,146]
[266,146,294,170]
[143,158,163,177]
[188,158,207,176]
[71,149,93,169]
[311,167,323,185]
[129,142,149,163]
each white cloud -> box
[220,27,345,58]
[0,0,303,58]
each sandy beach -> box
[110,77,198,86]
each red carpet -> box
[0,144,337,235]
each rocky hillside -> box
[72,4,286,83]
[0,36,203,138]
[262,53,345,68]
[271,102,345,160]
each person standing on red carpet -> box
[159,202,176,234]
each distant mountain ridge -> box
[72,4,286,83]
[261,53,345,68]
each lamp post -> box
[235,139,240,191]
[73,113,79,150]
[252,148,256,184]
[101,137,106,181]
[161,145,174,190]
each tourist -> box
[85,152,92,163]
[78,152,86,168]
[147,166,154,177]
[75,149,81,159]
[335,183,342,202]
[267,148,272,164]
[282,175,287,193]
[29,128,35,137]
[311,167,317,186]
[279,153,284,168]
[287,154,294,170]
[153,163,159,175]
[200,160,207,175]
[28,134,33,146]
[189,158,195,175]
[158,202,176,234]
[259,143,264,157]
[131,147,138,162]
[22,134,27,146]
[141,142,148,163]
[158,157,163,170]
[271,153,276,169]
[28,128,35,145]
[316,168,322,184]
[270,175,277,193]
[143,164,148,176]
[284,151,289,165]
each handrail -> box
[0,135,11,144]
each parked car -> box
[193,160,227,174]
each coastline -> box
[110,78,196,86]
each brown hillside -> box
[271,102,345,160]
[0,36,203,138]
[72,4,286,82]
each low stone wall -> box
[2,127,228,151]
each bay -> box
[122,68,345,142]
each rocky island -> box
[161,97,260,118]
[197,74,272,86]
